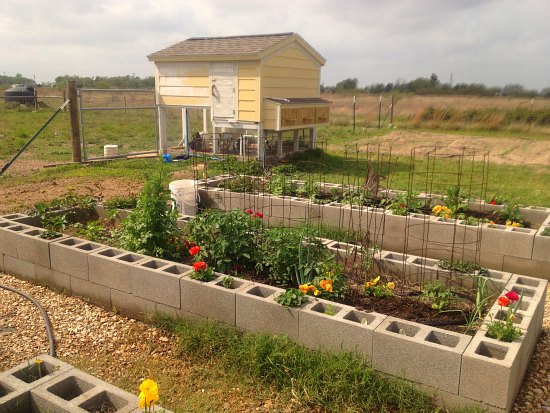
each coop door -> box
[211,63,236,120]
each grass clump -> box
[156,316,440,413]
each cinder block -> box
[88,248,148,293]
[532,230,550,262]
[0,354,73,391]
[298,299,386,359]
[0,222,29,257]
[502,255,550,279]
[372,317,471,394]
[132,258,188,308]
[3,255,35,281]
[0,253,4,273]
[0,213,30,221]
[321,203,344,228]
[10,215,41,227]
[34,369,138,413]
[70,277,112,307]
[50,237,105,280]
[180,272,252,326]
[110,288,154,319]
[504,274,547,336]
[35,265,71,292]
[460,333,524,409]
[236,284,301,339]
[481,224,535,260]
[16,228,66,268]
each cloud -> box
[1,0,548,90]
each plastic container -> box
[104,144,119,157]
[169,179,197,216]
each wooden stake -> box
[67,80,82,163]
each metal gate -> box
[78,88,158,160]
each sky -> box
[1,0,549,90]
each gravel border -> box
[1,272,549,412]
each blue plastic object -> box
[162,153,173,162]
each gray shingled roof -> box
[148,33,294,60]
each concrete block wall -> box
[0,355,174,413]
[0,213,546,413]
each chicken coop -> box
[147,32,330,161]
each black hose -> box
[0,284,56,357]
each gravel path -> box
[1,272,549,412]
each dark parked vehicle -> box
[4,84,36,105]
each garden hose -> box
[0,284,56,357]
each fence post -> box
[67,80,82,162]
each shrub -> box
[117,167,184,260]
[187,209,264,274]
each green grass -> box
[288,149,550,207]
[156,316,441,413]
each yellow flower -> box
[365,281,374,288]
[505,220,521,227]
[387,281,395,290]
[314,289,321,296]
[372,276,380,285]
[138,379,159,409]
[35,358,43,365]
[299,284,309,294]
[432,205,442,214]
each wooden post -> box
[293,130,299,151]
[277,131,283,156]
[67,80,82,163]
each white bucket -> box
[104,144,119,157]
[169,179,198,216]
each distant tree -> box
[541,88,550,98]
[430,73,439,85]
[335,78,359,92]
[365,83,385,93]
[502,84,526,96]
[384,83,394,92]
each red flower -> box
[505,291,520,302]
[193,261,207,271]
[497,296,510,307]
[399,203,407,208]
[245,209,253,214]
[189,246,201,256]
[489,198,497,205]
[254,211,263,218]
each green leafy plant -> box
[188,209,264,274]
[40,212,71,239]
[103,195,138,210]
[77,220,107,242]
[420,281,456,310]
[117,166,184,260]
[495,203,524,227]
[220,275,234,289]
[341,189,374,207]
[324,304,336,316]
[295,174,320,199]
[542,227,550,236]
[220,176,262,193]
[437,259,487,276]
[486,291,523,342]
[274,288,309,307]
[444,185,468,218]
[387,192,424,216]
[266,174,296,196]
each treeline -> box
[323,74,550,98]
[52,75,154,89]
[1,73,154,90]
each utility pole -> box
[67,80,82,163]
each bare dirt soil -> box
[348,130,550,166]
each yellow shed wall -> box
[260,45,321,100]
[155,62,211,107]
[237,62,260,122]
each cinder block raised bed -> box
[0,213,547,412]
[199,178,550,280]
